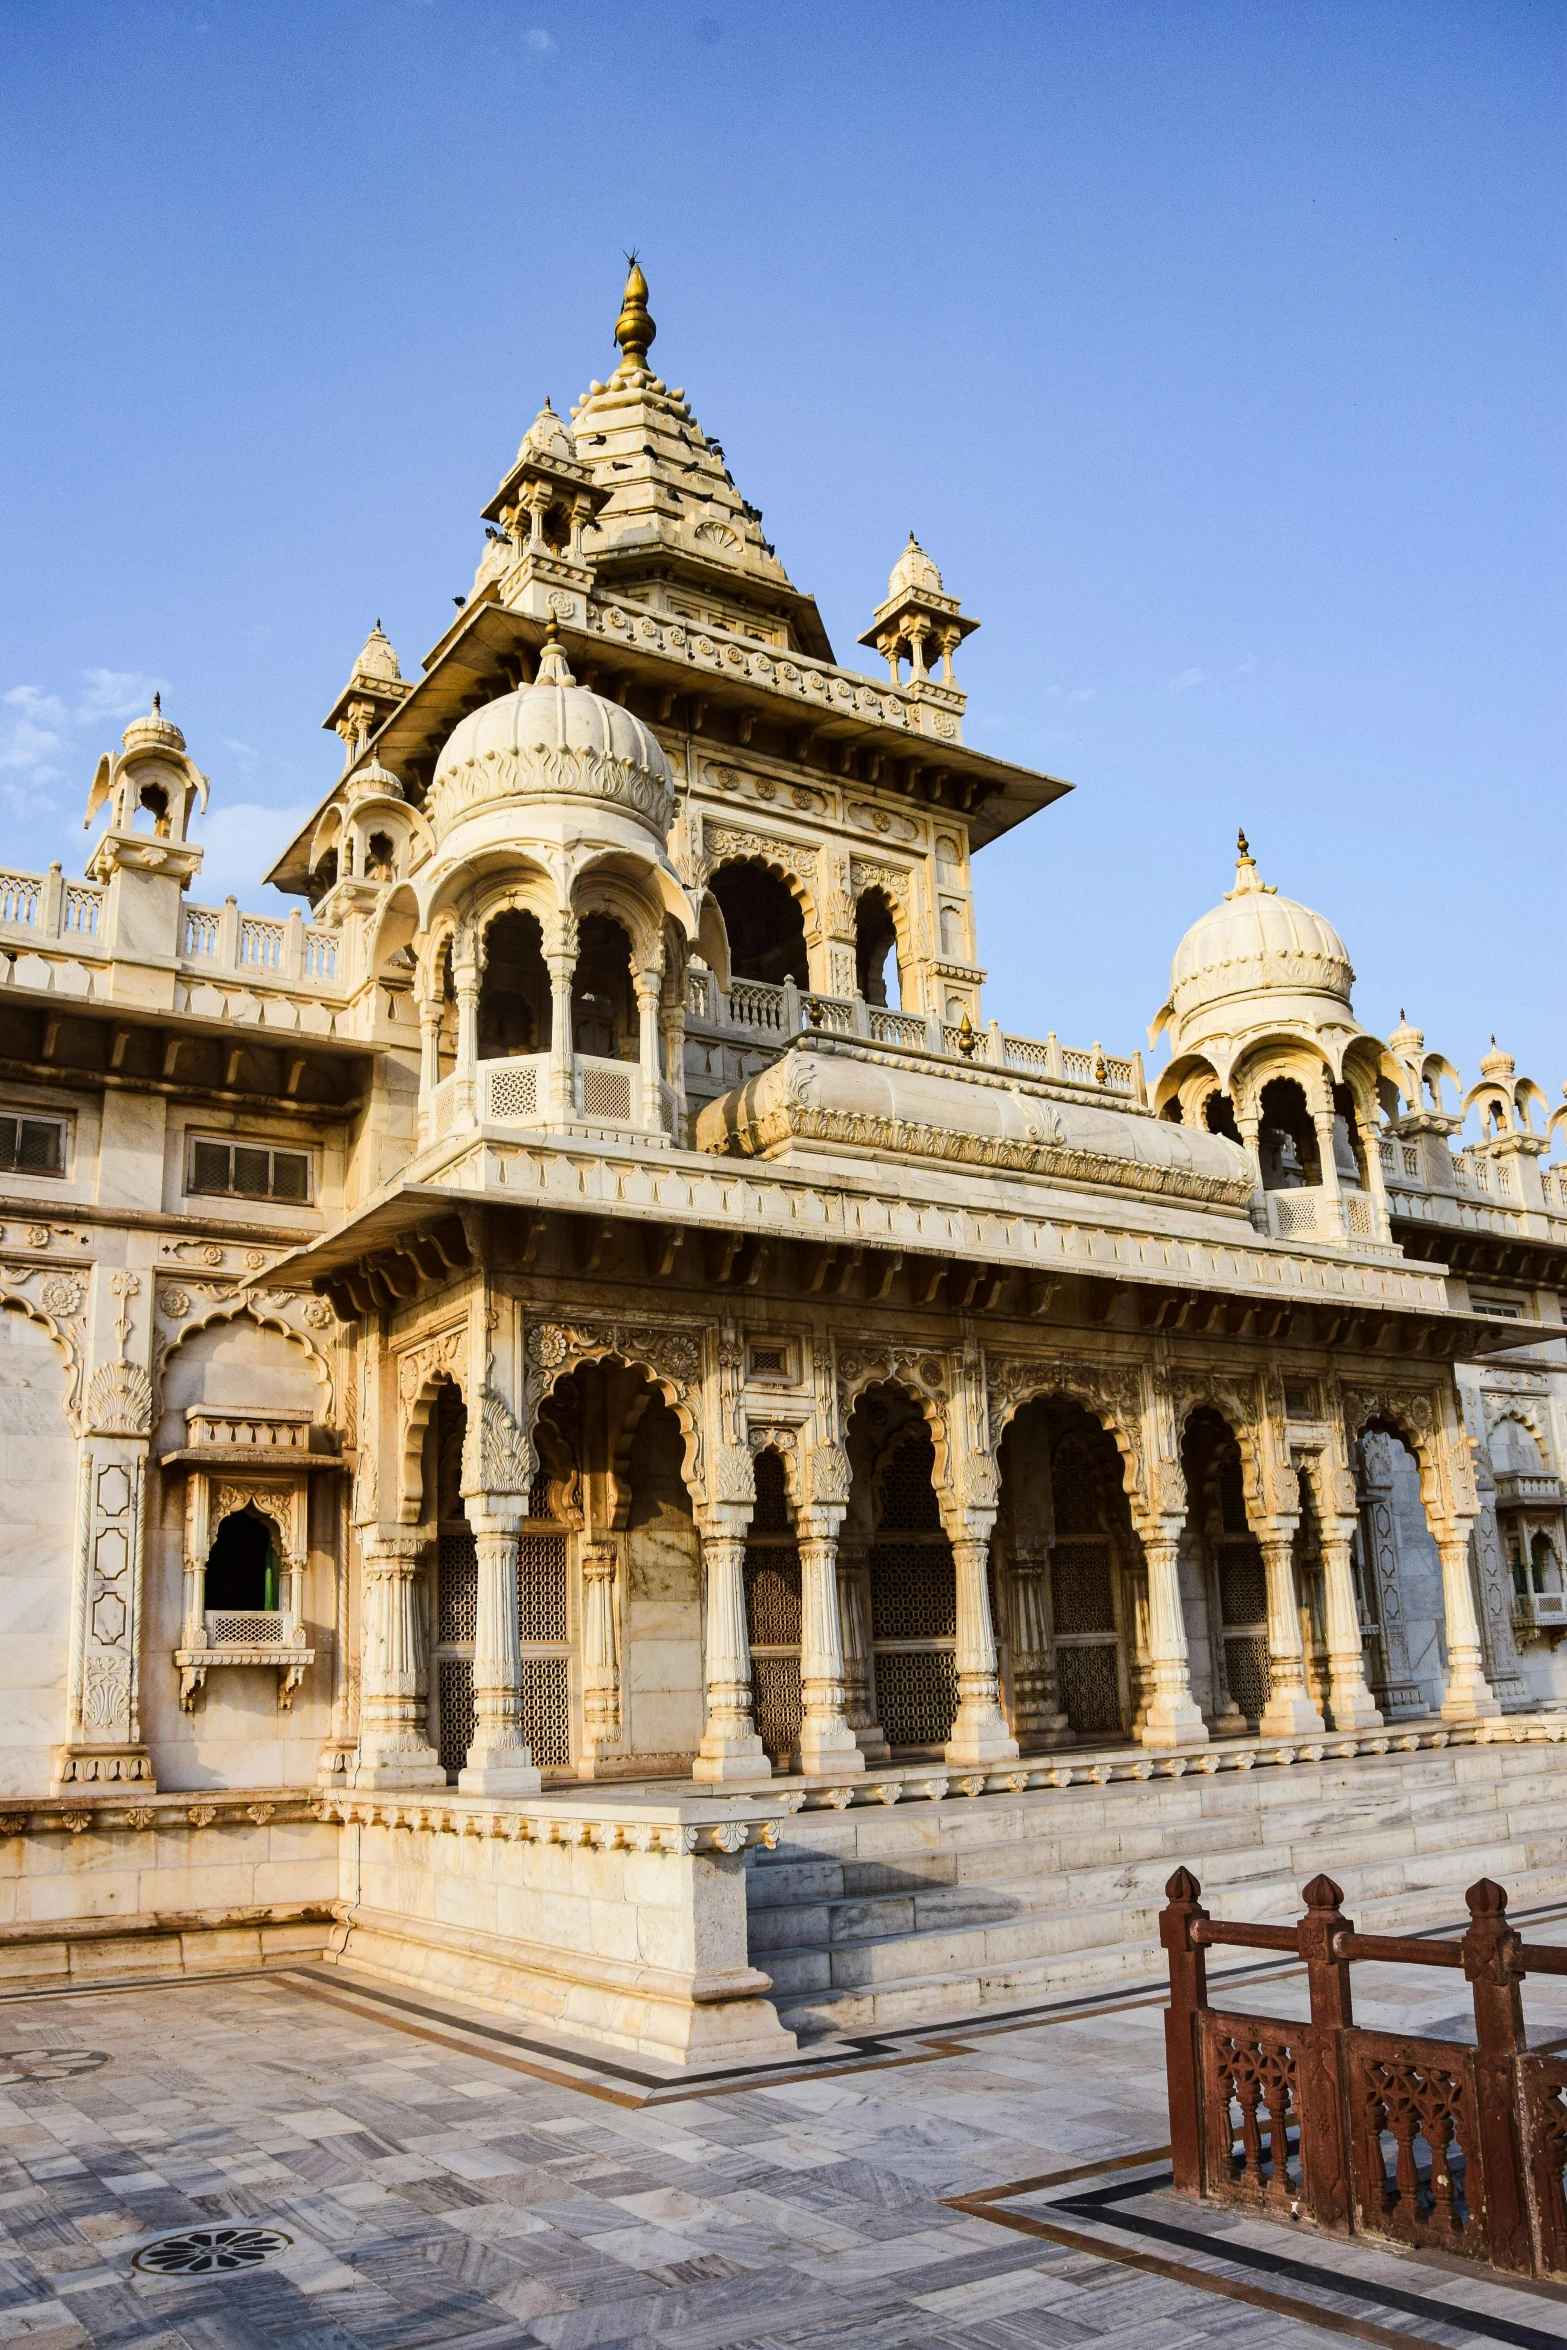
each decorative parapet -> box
[0,1790,323,1837]
[323,1789,786,1854]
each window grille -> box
[752,1655,802,1764]
[0,1115,64,1177]
[437,1656,475,1776]
[581,1064,632,1121]
[1051,1442,1101,1538]
[1057,1644,1122,1737]
[869,1541,956,1640]
[877,1428,942,1532]
[1050,1542,1115,1635]
[207,1610,285,1646]
[527,1469,552,1519]
[189,1137,310,1203]
[1275,1193,1317,1235]
[487,1062,538,1121]
[1345,1193,1374,1237]
[746,1552,802,1647]
[519,1656,571,1768]
[873,1649,957,1748]
[518,1533,567,1642]
[1217,1544,1268,1627]
[437,1531,478,1643]
[1224,1633,1272,1721]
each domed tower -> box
[414,622,695,1141]
[1152,835,1394,1247]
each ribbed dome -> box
[1169,837,1353,1016]
[888,533,941,598]
[426,626,674,843]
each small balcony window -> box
[189,1137,311,1203]
[0,1114,66,1176]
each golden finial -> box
[1237,826,1249,857]
[614,253,656,371]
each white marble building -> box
[1,264,1564,2060]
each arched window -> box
[1257,1077,1321,1190]
[478,910,550,1059]
[854,889,900,1007]
[709,862,807,986]
[365,831,397,881]
[205,1507,281,1612]
[572,913,635,1059]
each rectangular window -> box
[1472,1294,1524,1320]
[189,1136,312,1203]
[0,1114,66,1177]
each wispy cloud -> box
[0,668,162,813]
[1169,667,1208,692]
[188,800,310,904]
[525,26,553,50]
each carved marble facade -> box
[0,266,1563,2054]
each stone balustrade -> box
[685,969,1146,1105]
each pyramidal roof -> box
[565,261,833,661]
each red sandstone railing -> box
[1160,1868,1567,2279]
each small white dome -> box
[121,693,185,757]
[427,627,674,843]
[517,399,576,466]
[1169,837,1353,1021]
[354,622,401,683]
[888,533,942,599]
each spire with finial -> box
[1226,827,1274,899]
[534,613,576,688]
[152,690,162,715]
[614,254,656,375]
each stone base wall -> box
[324,1789,797,2067]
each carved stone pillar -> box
[659,1002,687,1142]
[1256,1527,1326,1737]
[538,901,580,1124]
[417,995,442,1145]
[1008,1538,1068,1744]
[453,952,480,1125]
[1318,1518,1383,1730]
[355,1526,444,1788]
[579,1536,622,1773]
[694,1516,768,1782]
[836,1538,889,1762]
[946,1533,1019,1768]
[1138,1525,1208,1750]
[459,1510,540,1794]
[797,1521,862,1778]
[634,971,662,1131]
[1437,1520,1502,1722]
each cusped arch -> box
[369,882,421,984]
[990,1373,1147,1528]
[399,1365,462,1523]
[704,845,819,936]
[1231,1035,1340,1120]
[524,1332,706,1504]
[1342,1391,1450,1529]
[155,1297,334,1425]
[838,1363,951,1494]
[1174,1388,1272,1528]
[0,1285,83,1427]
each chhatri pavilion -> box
[0,265,1563,2061]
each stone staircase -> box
[746,1739,1567,2039]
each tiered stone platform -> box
[744,1715,1567,2039]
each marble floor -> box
[1,1937,1566,2349]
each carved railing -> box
[1162,1868,1567,2280]
[685,971,1146,1099]
[0,864,103,943]
[181,899,343,992]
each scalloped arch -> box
[156,1299,334,1424]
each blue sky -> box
[1,1,1562,1124]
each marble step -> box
[749,1746,1567,2037]
[768,1854,1567,2037]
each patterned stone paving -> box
[0,1956,1563,2348]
